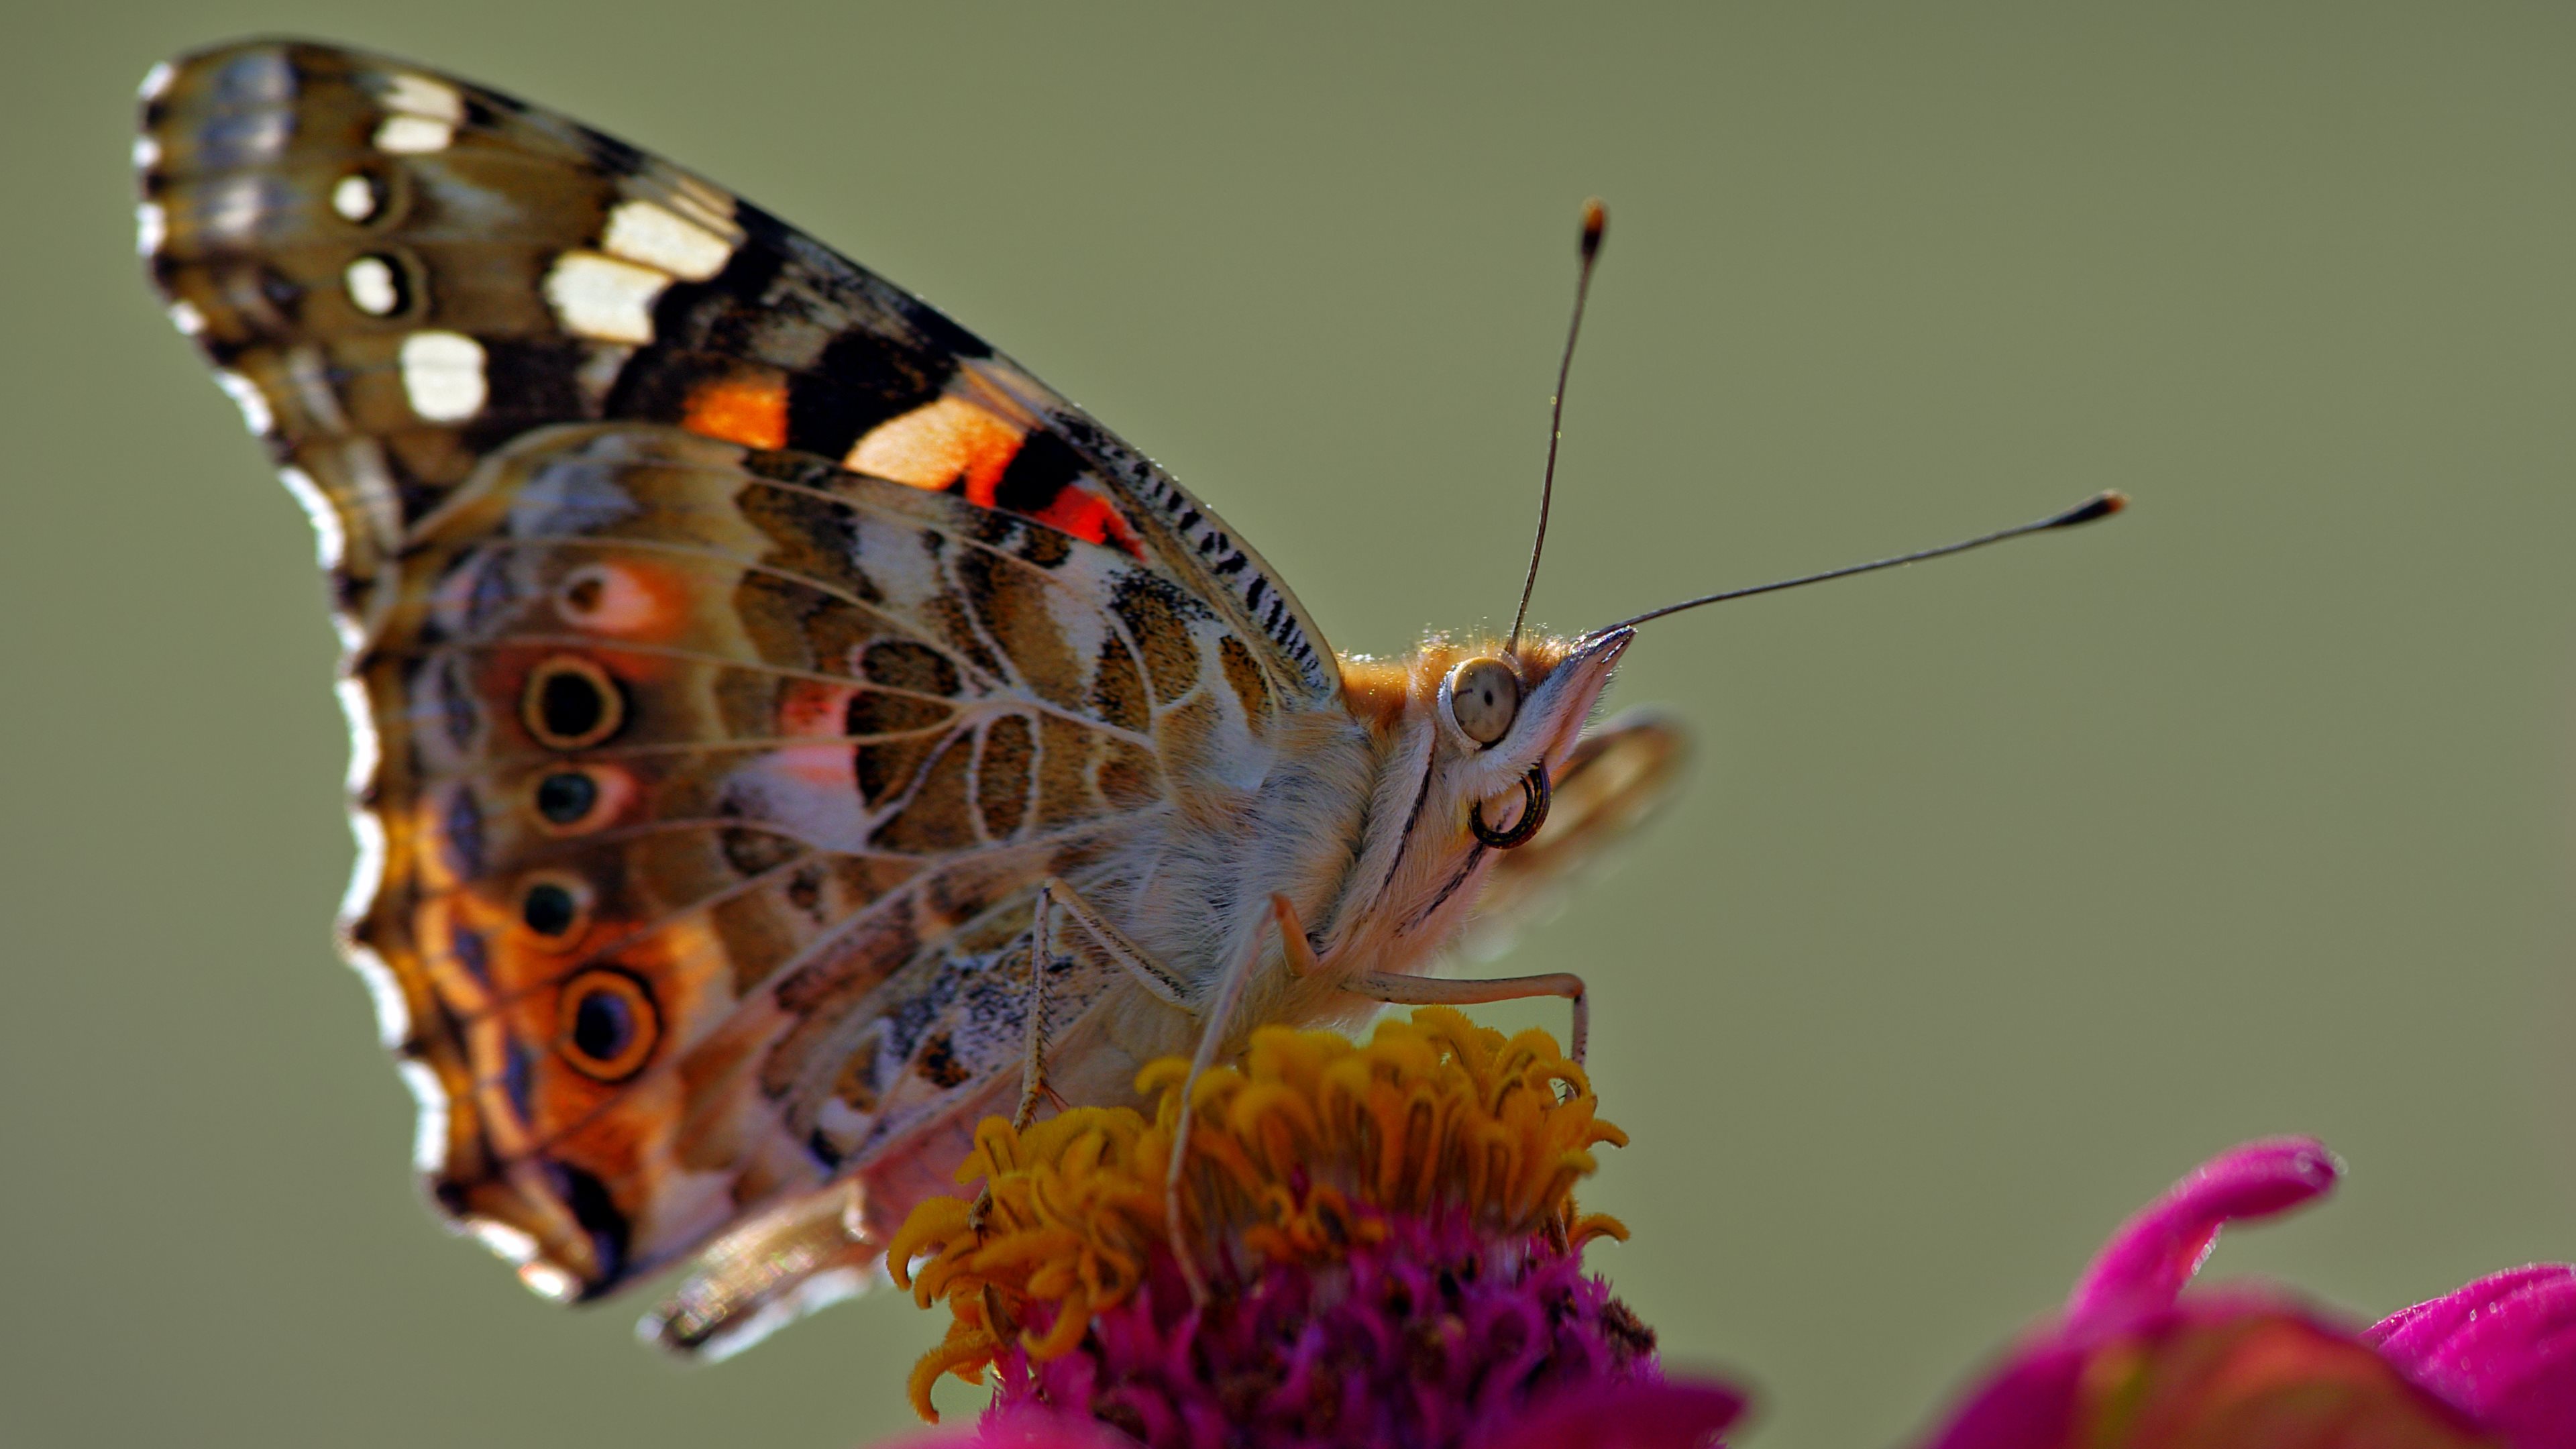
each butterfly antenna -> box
[1594,490,2127,634]
[1506,199,1608,657]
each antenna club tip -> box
[2052,490,2128,529]
[1579,198,1607,257]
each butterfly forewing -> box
[139,39,1334,1298]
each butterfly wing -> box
[138,39,1333,1302]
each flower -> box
[2367,1265,2576,1448]
[884,1007,1746,1449]
[1916,1137,2575,1449]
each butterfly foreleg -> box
[1135,892,1330,1305]
[962,876,1239,1305]
[1016,876,1231,1300]
[1036,876,1193,1008]
[998,876,1171,1136]
[1341,967,1591,1066]
[968,877,1169,1241]
[1012,886,1057,1133]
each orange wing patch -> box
[846,396,1024,502]
[682,374,789,450]
[1030,485,1142,556]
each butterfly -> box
[136,38,2112,1356]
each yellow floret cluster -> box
[886,1007,1631,1419]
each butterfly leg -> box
[1012,885,1057,1132]
[1342,969,1591,1065]
[1144,892,1338,1304]
[977,877,1194,1189]
[1163,939,1260,1306]
[1034,876,1194,1007]
[1271,892,1323,976]
[1014,877,1236,1303]
[969,880,1143,1242]
[1018,881,1300,1304]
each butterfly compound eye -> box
[1446,657,1521,746]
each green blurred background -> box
[4,3,2570,1445]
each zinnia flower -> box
[1916,1137,2575,1449]
[882,1008,1745,1448]
[2366,1265,2576,1448]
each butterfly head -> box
[1430,631,1633,807]
[1335,625,1627,878]
[1317,628,1636,968]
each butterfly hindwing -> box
[139,39,1324,1299]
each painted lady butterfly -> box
[136,39,2112,1356]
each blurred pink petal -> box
[2064,1136,2341,1335]
[1473,1379,1748,1449]
[2367,1264,2576,1449]
[1916,1139,2531,1449]
[875,1409,1138,1449]
[1915,1340,2087,1449]
[1933,1296,2495,1449]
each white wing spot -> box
[468,1218,540,1267]
[166,299,206,336]
[399,331,488,421]
[371,74,466,155]
[374,115,454,154]
[332,174,380,222]
[279,466,347,571]
[541,250,671,343]
[131,134,160,171]
[382,72,466,122]
[213,369,274,435]
[138,60,175,102]
[396,1058,449,1173]
[519,1262,581,1303]
[345,255,400,315]
[134,201,166,256]
[602,199,734,280]
[337,673,384,792]
[340,789,390,935]
[347,938,408,1049]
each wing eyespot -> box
[555,969,657,1083]
[533,769,599,826]
[517,871,593,942]
[521,654,627,749]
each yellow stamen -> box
[888,1008,1629,1421]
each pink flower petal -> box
[2064,1137,2341,1335]
[1917,1342,2087,1449]
[875,1409,1139,1449]
[2366,1264,2576,1449]
[1472,1379,1750,1449]
[1923,1300,2495,1449]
